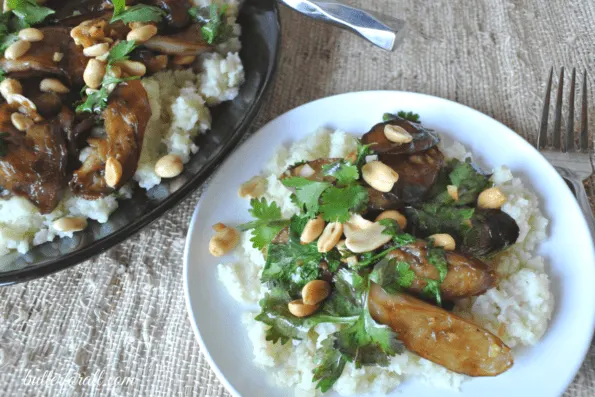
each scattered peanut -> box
[126,24,158,43]
[7,94,40,121]
[10,112,33,131]
[302,280,331,305]
[83,42,110,57]
[105,157,122,188]
[208,223,240,257]
[172,55,196,65]
[384,124,413,144]
[40,78,70,94]
[53,217,88,233]
[362,160,399,192]
[287,299,319,317]
[154,154,183,178]
[300,216,325,244]
[477,187,507,209]
[18,27,44,42]
[238,175,266,198]
[375,210,407,230]
[5,40,31,60]
[344,214,392,253]
[0,78,22,99]
[53,52,64,62]
[317,222,343,253]
[447,185,459,201]
[83,59,106,89]
[429,233,456,251]
[115,60,146,77]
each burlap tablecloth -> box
[2,1,595,396]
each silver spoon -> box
[280,0,406,51]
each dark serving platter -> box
[0,0,280,286]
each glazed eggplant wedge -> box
[368,282,513,376]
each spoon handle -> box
[280,0,406,51]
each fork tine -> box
[566,67,576,152]
[580,70,589,151]
[538,67,553,149]
[553,67,564,149]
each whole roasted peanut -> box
[10,112,34,131]
[362,161,399,192]
[302,280,331,305]
[83,59,106,89]
[300,216,325,244]
[0,78,22,99]
[115,60,146,77]
[154,154,183,178]
[127,25,158,43]
[40,78,70,94]
[18,27,44,42]
[288,299,319,317]
[53,52,64,62]
[209,223,240,257]
[375,210,407,230]
[172,55,196,65]
[53,217,88,232]
[384,124,413,143]
[5,40,30,60]
[238,175,266,198]
[83,42,110,57]
[105,157,122,188]
[317,222,343,253]
[477,187,507,209]
[429,233,456,251]
[344,214,392,253]
[447,185,459,201]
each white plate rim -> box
[184,90,595,397]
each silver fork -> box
[536,67,595,235]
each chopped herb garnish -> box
[322,160,359,185]
[107,40,137,65]
[6,0,55,26]
[237,197,289,250]
[318,184,368,223]
[110,1,166,24]
[355,141,374,168]
[383,110,420,123]
[370,259,416,293]
[0,69,6,83]
[282,177,330,218]
[190,4,233,44]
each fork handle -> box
[559,168,595,239]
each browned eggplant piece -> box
[148,0,191,29]
[0,27,87,88]
[378,147,444,204]
[462,209,520,257]
[70,80,151,198]
[131,49,169,75]
[143,24,212,55]
[48,0,114,24]
[368,282,513,376]
[366,187,401,211]
[0,104,68,214]
[387,241,496,300]
[361,118,439,155]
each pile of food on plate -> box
[211,112,553,396]
[0,0,244,259]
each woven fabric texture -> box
[1,0,595,396]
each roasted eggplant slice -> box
[0,104,68,214]
[378,147,444,204]
[143,24,212,56]
[386,241,496,300]
[361,118,439,155]
[366,187,401,211]
[462,209,520,257]
[148,0,191,29]
[70,80,151,198]
[368,282,513,376]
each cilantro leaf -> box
[0,32,17,53]
[76,87,109,113]
[382,111,420,123]
[404,204,474,240]
[378,218,401,236]
[194,4,233,44]
[111,0,126,17]
[355,141,374,168]
[237,198,288,250]
[423,279,442,305]
[7,0,54,26]
[370,259,416,294]
[107,40,137,65]
[111,3,166,24]
[319,184,368,223]
[282,177,330,217]
[0,132,10,157]
[312,338,347,392]
[427,245,448,282]
[0,69,5,83]
[322,161,359,185]
[447,159,491,205]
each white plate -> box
[184,91,595,397]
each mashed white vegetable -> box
[0,0,245,261]
[217,129,553,396]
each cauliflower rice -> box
[0,0,245,261]
[217,129,554,396]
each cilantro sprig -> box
[382,110,420,123]
[189,4,233,44]
[237,197,289,250]
[110,0,166,24]
[6,0,55,27]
